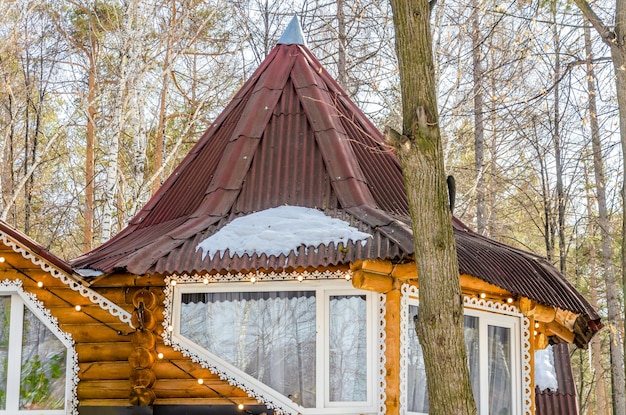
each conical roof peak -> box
[277,15,307,46]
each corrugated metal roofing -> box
[536,344,580,415]
[71,19,600,342]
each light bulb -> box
[75,305,82,312]
[37,281,43,288]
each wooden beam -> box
[459,274,511,297]
[546,321,576,344]
[391,262,417,279]
[351,270,394,293]
[518,298,556,323]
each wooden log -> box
[153,379,250,398]
[459,274,512,297]
[76,342,134,362]
[391,262,418,279]
[80,361,132,380]
[90,273,165,288]
[131,330,156,349]
[546,321,575,344]
[518,298,556,323]
[384,287,402,414]
[131,307,157,331]
[132,288,158,310]
[129,386,156,406]
[555,308,578,331]
[62,323,133,343]
[77,380,130,399]
[130,368,157,388]
[49,305,127,325]
[77,399,131,406]
[351,270,394,293]
[148,397,260,406]
[152,360,222,380]
[129,347,155,369]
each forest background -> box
[0,0,620,413]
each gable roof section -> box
[71,18,600,338]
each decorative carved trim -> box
[163,271,385,415]
[0,279,79,415]
[0,231,133,328]
[378,293,387,415]
[400,284,532,415]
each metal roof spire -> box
[277,15,307,46]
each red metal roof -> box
[536,344,580,415]
[0,220,73,274]
[71,25,600,344]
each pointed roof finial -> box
[277,15,307,46]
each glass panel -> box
[407,305,428,413]
[0,296,10,410]
[329,295,367,402]
[464,315,480,409]
[180,291,317,407]
[488,325,511,415]
[20,306,66,410]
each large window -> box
[171,280,378,414]
[406,301,522,415]
[0,292,73,414]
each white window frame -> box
[401,284,530,415]
[169,279,379,415]
[0,283,77,415]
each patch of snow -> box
[196,206,372,260]
[74,268,104,278]
[535,345,558,392]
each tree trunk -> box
[84,50,96,253]
[573,1,626,412]
[387,0,477,414]
[471,0,486,235]
[550,5,566,273]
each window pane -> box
[329,295,367,402]
[20,306,66,410]
[488,325,511,415]
[407,305,428,413]
[0,296,10,410]
[180,291,317,407]
[464,315,480,409]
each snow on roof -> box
[535,345,559,392]
[196,206,372,260]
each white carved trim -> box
[0,279,79,415]
[378,293,387,415]
[400,284,532,415]
[0,231,133,328]
[163,271,384,415]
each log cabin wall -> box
[84,272,263,409]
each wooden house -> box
[0,16,600,415]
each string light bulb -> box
[75,305,82,312]
[197,378,204,385]
[297,275,303,282]
[167,325,174,332]
[344,273,351,281]
[157,352,164,359]
[250,276,257,284]
[238,404,244,410]
[0,256,5,263]
[535,322,540,329]
[507,297,514,304]
[170,280,177,286]
[479,293,486,299]
[203,278,209,285]
[37,281,43,288]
